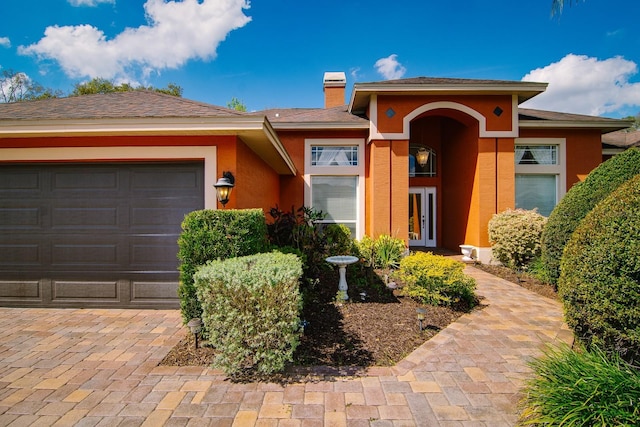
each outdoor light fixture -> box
[416,307,427,331]
[187,318,203,349]
[416,147,430,167]
[213,171,235,207]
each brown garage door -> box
[0,162,204,308]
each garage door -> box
[0,162,204,308]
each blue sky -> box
[1,0,640,118]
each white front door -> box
[409,187,436,247]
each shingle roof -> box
[601,129,640,148]
[0,90,244,120]
[518,108,625,124]
[260,105,369,128]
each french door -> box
[409,187,436,247]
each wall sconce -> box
[187,318,202,349]
[416,147,430,167]
[213,171,235,207]
[416,307,427,331]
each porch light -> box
[187,318,203,349]
[416,147,430,167]
[416,307,427,331]
[213,171,235,207]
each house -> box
[0,73,629,308]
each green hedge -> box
[558,174,640,363]
[177,209,269,324]
[488,208,547,269]
[194,252,303,376]
[397,251,476,307]
[541,147,640,285]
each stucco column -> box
[366,139,409,242]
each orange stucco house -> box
[0,73,628,308]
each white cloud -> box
[521,54,640,116]
[68,0,115,6]
[375,54,406,80]
[0,37,10,48]
[19,0,251,82]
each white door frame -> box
[409,187,436,247]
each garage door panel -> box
[52,280,119,300]
[51,242,120,267]
[0,169,41,192]
[130,168,200,191]
[0,242,42,266]
[0,207,41,229]
[130,237,180,269]
[0,280,40,299]
[51,206,120,229]
[52,168,119,191]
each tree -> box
[71,78,183,97]
[622,113,640,130]
[227,97,247,112]
[0,69,62,103]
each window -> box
[311,146,358,166]
[514,139,566,217]
[409,145,436,177]
[305,139,365,238]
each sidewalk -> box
[0,266,572,426]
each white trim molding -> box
[368,98,519,142]
[0,146,218,209]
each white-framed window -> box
[514,138,566,217]
[305,139,365,238]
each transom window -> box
[311,146,358,166]
[515,145,558,165]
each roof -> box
[260,105,369,130]
[350,76,548,114]
[0,90,244,120]
[601,129,640,148]
[518,108,631,133]
[0,91,297,175]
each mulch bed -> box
[160,261,556,373]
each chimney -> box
[323,72,346,108]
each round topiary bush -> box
[558,173,640,363]
[488,208,547,269]
[541,147,640,286]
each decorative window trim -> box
[304,139,365,239]
[514,138,566,207]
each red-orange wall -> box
[376,95,515,134]
[519,128,603,188]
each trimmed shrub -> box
[356,234,406,270]
[323,223,356,256]
[520,345,640,426]
[541,147,640,285]
[194,252,303,376]
[177,209,269,324]
[488,208,547,269]
[397,252,476,307]
[558,174,640,363]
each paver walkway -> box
[0,266,572,426]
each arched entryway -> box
[408,110,480,252]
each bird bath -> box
[325,255,359,300]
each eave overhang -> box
[518,119,633,134]
[0,115,297,175]
[349,81,548,115]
